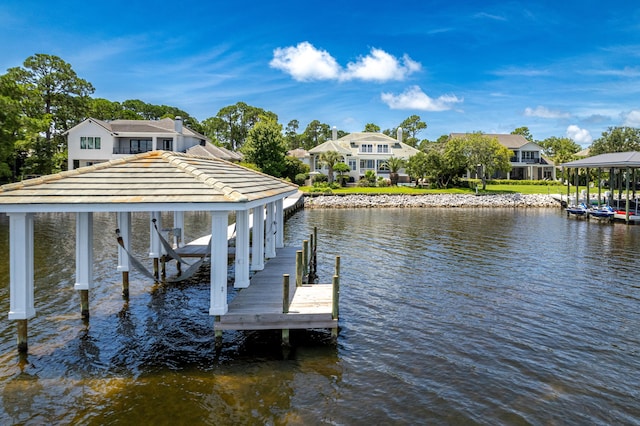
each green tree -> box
[446,132,512,190]
[405,152,430,187]
[364,123,380,132]
[333,162,351,185]
[282,155,309,182]
[241,116,287,177]
[539,136,580,164]
[385,115,427,147]
[319,150,343,184]
[301,120,331,150]
[590,126,640,155]
[511,126,534,142]
[385,156,405,186]
[6,54,94,174]
[284,119,301,149]
[204,102,277,151]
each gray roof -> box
[449,133,534,149]
[562,151,640,168]
[89,117,208,140]
[186,143,243,162]
[0,151,297,213]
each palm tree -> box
[385,156,405,186]
[319,150,343,184]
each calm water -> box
[0,208,639,425]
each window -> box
[80,136,101,150]
[129,139,153,153]
[360,144,373,153]
[348,159,356,171]
[377,160,389,171]
[377,144,389,153]
[162,139,173,150]
[360,159,375,169]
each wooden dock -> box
[215,247,337,332]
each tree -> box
[364,123,380,132]
[282,155,309,182]
[319,150,343,184]
[405,152,430,187]
[203,102,277,151]
[446,132,512,190]
[301,120,331,150]
[284,119,301,150]
[511,126,534,142]
[590,127,640,155]
[6,54,94,174]
[385,156,405,186]
[241,116,287,177]
[539,136,580,165]
[333,162,351,186]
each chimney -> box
[175,116,183,134]
[332,126,337,141]
[397,127,403,142]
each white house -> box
[449,133,556,180]
[309,128,420,183]
[66,117,211,170]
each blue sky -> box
[1,1,639,146]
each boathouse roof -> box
[562,151,640,169]
[0,151,298,213]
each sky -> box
[1,1,640,147]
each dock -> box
[215,247,336,331]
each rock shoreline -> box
[304,193,560,208]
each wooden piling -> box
[153,258,159,279]
[282,274,290,347]
[302,239,309,282]
[331,274,340,341]
[335,255,341,277]
[79,289,90,319]
[122,271,129,299]
[17,319,28,353]
[296,250,303,287]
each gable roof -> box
[186,143,243,162]
[562,151,640,168]
[71,117,209,141]
[308,132,419,157]
[449,133,536,150]
[0,151,297,213]
[308,140,352,155]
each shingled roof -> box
[0,151,297,213]
[562,151,640,168]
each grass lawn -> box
[299,183,579,195]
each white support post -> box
[251,205,265,271]
[275,198,284,249]
[265,202,276,258]
[117,211,131,273]
[174,211,184,247]
[210,211,229,316]
[74,212,94,290]
[8,213,35,320]
[234,209,250,288]
[149,211,162,258]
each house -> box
[309,127,420,183]
[66,117,215,170]
[449,133,556,180]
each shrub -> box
[294,173,308,186]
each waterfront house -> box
[309,128,420,183]
[66,117,239,170]
[449,133,556,180]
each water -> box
[0,208,639,425]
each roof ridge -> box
[161,151,249,202]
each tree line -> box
[1,53,639,184]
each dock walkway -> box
[215,247,336,331]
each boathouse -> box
[562,151,640,222]
[0,151,304,352]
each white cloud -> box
[342,49,421,82]
[566,125,592,145]
[269,42,340,82]
[270,42,421,82]
[623,110,640,127]
[524,106,571,119]
[380,85,463,111]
